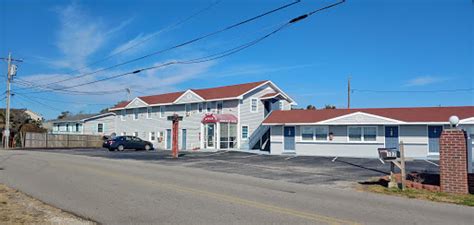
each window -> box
[315,126,328,141]
[160,106,165,118]
[198,103,203,113]
[147,107,152,119]
[97,123,104,133]
[278,100,283,110]
[66,124,69,132]
[301,127,314,141]
[250,98,258,112]
[75,123,80,132]
[121,109,126,121]
[348,127,362,141]
[241,126,249,140]
[363,127,377,141]
[133,108,139,120]
[150,132,156,141]
[159,131,164,141]
[220,123,237,149]
[206,102,214,113]
[134,132,138,137]
[301,126,328,141]
[217,101,223,114]
[185,104,191,113]
[348,126,377,142]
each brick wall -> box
[439,129,469,194]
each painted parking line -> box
[284,155,298,160]
[203,151,229,157]
[240,154,260,158]
[56,162,361,225]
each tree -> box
[324,104,336,109]
[100,108,110,114]
[0,109,46,147]
[306,105,317,110]
[57,111,71,119]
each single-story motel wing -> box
[262,106,474,159]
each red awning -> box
[202,113,238,123]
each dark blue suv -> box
[103,136,153,151]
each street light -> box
[449,115,459,128]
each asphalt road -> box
[0,150,472,225]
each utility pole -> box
[1,53,22,149]
[347,76,351,109]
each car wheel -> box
[144,144,151,151]
[117,145,125,151]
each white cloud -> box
[109,31,161,57]
[404,75,447,87]
[50,3,130,70]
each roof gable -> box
[318,112,404,125]
[173,90,205,104]
[125,97,149,108]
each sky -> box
[0,0,472,119]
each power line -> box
[18,0,345,94]
[64,0,223,76]
[21,23,290,93]
[14,93,113,105]
[13,78,128,95]
[352,88,474,93]
[18,0,302,91]
[14,0,222,90]
[14,93,63,112]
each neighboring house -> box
[262,106,474,159]
[108,80,296,150]
[24,109,43,121]
[51,112,116,136]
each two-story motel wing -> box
[108,80,296,151]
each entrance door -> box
[166,129,172,150]
[385,126,399,151]
[284,126,295,151]
[428,126,443,154]
[205,123,216,149]
[181,129,187,150]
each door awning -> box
[202,113,238,123]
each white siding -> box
[113,100,239,150]
[240,84,283,149]
[83,115,116,136]
[269,124,437,159]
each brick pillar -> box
[439,129,468,194]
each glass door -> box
[205,123,216,149]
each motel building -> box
[262,106,474,159]
[108,80,473,159]
[108,81,296,151]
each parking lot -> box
[32,148,439,188]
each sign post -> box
[167,114,183,159]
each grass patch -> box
[362,185,474,207]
